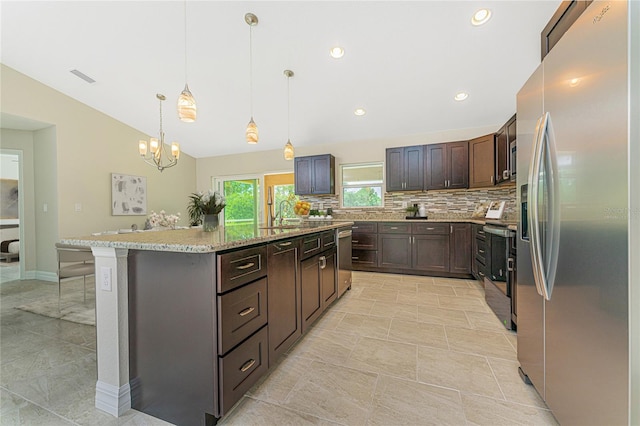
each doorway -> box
[0,150,23,283]
[264,173,295,223]
[214,176,262,227]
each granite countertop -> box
[59,222,353,253]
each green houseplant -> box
[187,190,226,228]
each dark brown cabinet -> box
[351,222,378,270]
[267,238,301,364]
[495,114,516,185]
[294,154,335,195]
[450,223,472,274]
[472,224,488,282]
[424,141,469,190]
[378,233,412,269]
[386,145,424,191]
[412,223,450,273]
[469,134,496,188]
[300,231,337,332]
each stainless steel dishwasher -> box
[337,228,352,298]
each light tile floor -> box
[0,272,558,425]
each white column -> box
[91,247,131,417]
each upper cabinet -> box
[424,141,469,190]
[294,154,335,195]
[541,0,592,60]
[385,145,424,191]
[469,134,495,188]
[495,114,517,185]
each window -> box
[341,162,384,208]
[214,176,262,226]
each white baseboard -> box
[34,271,57,282]
[95,381,131,417]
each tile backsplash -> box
[300,183,517,221]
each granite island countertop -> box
[59,221,353,253]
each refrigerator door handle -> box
[529,112,561,301]
[528,115,546,298]
[540,112,561,299]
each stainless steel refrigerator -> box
[516,1,636,424]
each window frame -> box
[340,161,385,209]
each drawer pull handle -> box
[352,240,359,243]
[352,256,359,260]
[236,262,255,270]
[478,230,485,235]
[352,226,359,229]
[239,307,255,316]
[240,359,256,372]
[390,227,399,230]
[426,227,435,230]
[479,250,485,254]
[278,241,292,247]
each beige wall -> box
[196,126,498,191]
[1,65,197,275]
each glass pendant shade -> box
[284,139,294,160]
[246,118,259,144]
[177,84,197,122]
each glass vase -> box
[202,214,219,232]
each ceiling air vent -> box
[70,69,96,84]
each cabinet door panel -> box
[351,249,378,267]
[450,223,471,274]
[312,155,334,194]
[294,157,313,195]
[495,125,508,184]
[412,235,450,272]
[404,145,424,190]
[267,241,301,363]
[321,249,337,308]
[385,148,404,191]
[425,144,446,190]
[469,134,495,188]
[352,233,377,250]
[447,141,469,189]
[378,233,412,269]
[300,256,322,332]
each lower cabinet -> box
[267,239,301,364]
[301,247,337,332]
[361,222,472,276]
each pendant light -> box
[177,0,196,122]
[245,13,259,144]
[283,69,295,160]
[139,94,180,172]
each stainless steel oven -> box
[337,228,352,298]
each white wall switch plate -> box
[75,203,82,212]
[100,267,112,291]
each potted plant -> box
[188,190,226,231]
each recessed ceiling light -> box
[569,78,580,87]
[471,9,492,26]
[354,108,366,116]
[330,46,345,59]
[454,92,469,101]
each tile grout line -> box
[0,385,81,426]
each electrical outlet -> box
[75,203,82,212]
[402,201,408,208]
[43,203,48,213]
[100,267,112,292]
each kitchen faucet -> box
[276,199,292,226]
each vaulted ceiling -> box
[1,1,560,158]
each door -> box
[516,65,545,398]
[404,145,424,191]
[378,233,411,269]
[469,134,495,188]
[447,141,469,189]
[385,148,404,191]
[540,1,628,424]
[300,255,322,332]
[215,177,261,227]
[424,144,446,190]
[412,235,449,272]
[449,223,471,274]
[320,249,337,307]
[294,157,313,195]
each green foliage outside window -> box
[343,187,383,207]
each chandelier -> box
[139,94,180,172]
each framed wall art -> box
[111,173,147,215]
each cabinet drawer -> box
[379,222,411,234]
[412,222,450,235]
[217,277,268,355]
[301,233,322,259]
[474,224,487,241]
[218,326,268,415]
[476,239,487,265]
[352,233,377,250]
[321,230,336,249]
[352,222,377,233]
[218,246,267,293]
[351,249,378,266]
[269,238,299,254]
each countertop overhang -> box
[59,222,354,253]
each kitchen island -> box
[60,221,352,425]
